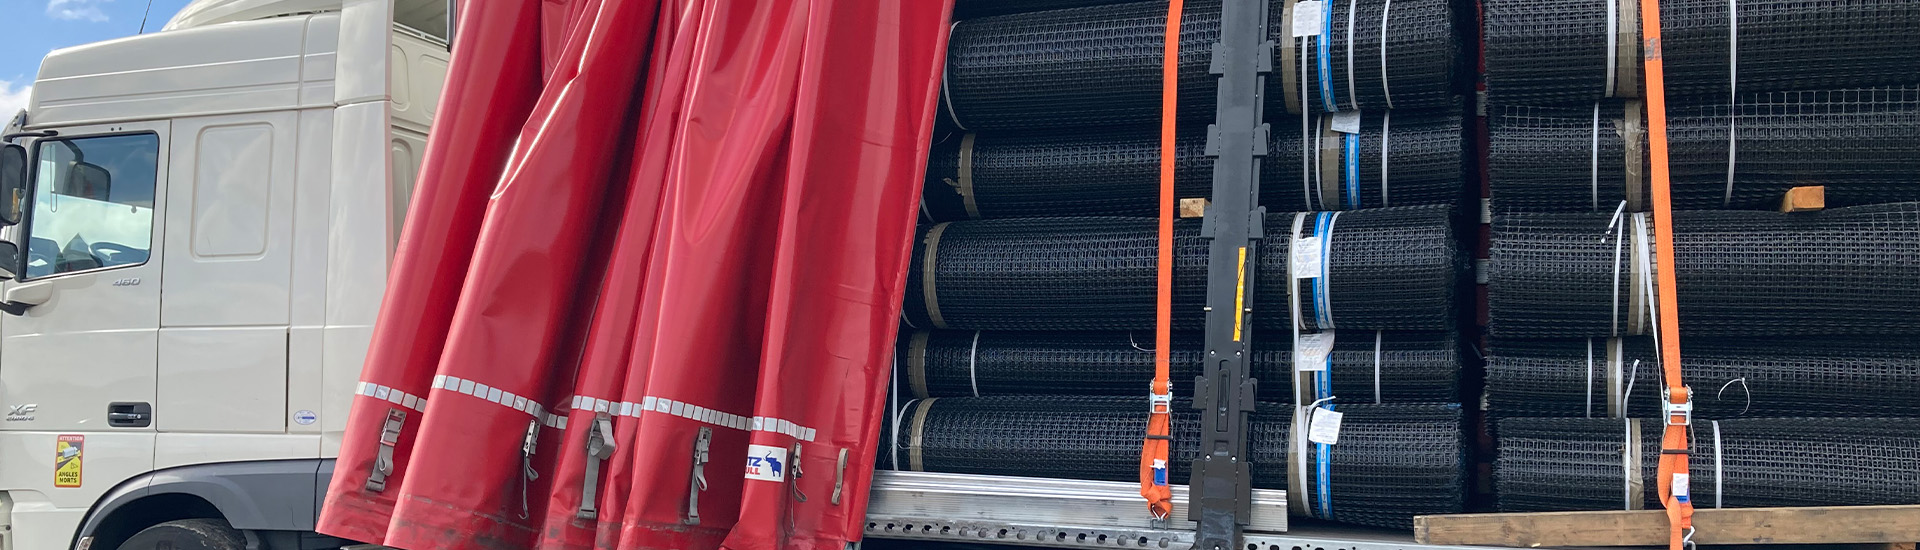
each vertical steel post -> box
[1190,0,1273,548]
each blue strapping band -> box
[1318,3,1337,112]
[1316,403,1335,519]
[1314,213,1334,328]
[1344,132,1361,209]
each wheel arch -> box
[75,459,333,550]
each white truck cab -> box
[0,1,448,549]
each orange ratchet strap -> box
[1637,0,1695,548]
[1140,0,1184,521]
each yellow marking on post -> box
[1233,246,1247,341]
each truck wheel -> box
[116,519,246,550]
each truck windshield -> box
[26,133,159,279]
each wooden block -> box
[1179,198,1209,218]
[1414,505,1920,547]
[1780,185,1825,212]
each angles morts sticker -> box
[55,435,83,488]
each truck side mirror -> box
[0,144,24,226]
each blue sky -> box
[1,0,196,116]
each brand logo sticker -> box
[744,444,787,482]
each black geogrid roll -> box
[1496,417,1920,512]
[941,0,1456,131]
[1484,0,1920,105]
[923,105,1464,220]
[901,205,1457,332]
[953,0,1137,20]
[1487,203,1920,338]
[899,329,1458,402]
[1490,88,1920,213]
[896,396,1465,529]
[1487,337,1920,419]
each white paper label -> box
[1292,1,1325,37]
[1295,332,1336,371]
[1331,111,1363,134]
[1672,473,1691,498]
[744,444,789,482]
[1291,237,1324,278]
[1307,408,1343,445]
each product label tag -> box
[1672,473,1691,503]
[744,444,788,482]
[1291,237,1324,278]
[1307,409,1343,445]
[1295,332,1336,371]
[1332,111,1363,134]
[1292,1,1326,37]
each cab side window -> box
[26,134,160,279]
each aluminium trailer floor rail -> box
[863,471,1504,550]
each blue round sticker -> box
[294,410,318,425]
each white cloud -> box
[0,80,30,120]
[46,0,112,22]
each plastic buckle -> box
[1662,386,1693,426]
[1149,390,1172,414]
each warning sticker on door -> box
[744,444,788,482]
[55,435,83,488]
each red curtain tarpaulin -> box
[316,1,952,549]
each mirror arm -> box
[1,130,55,142]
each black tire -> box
[116,519,245,550]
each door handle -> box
[108,402,151,427]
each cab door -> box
[0,121,167,527]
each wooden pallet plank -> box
[1779,185,1825,212]
[1414,506,1920,547]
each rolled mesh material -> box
[898,329,1458,403]
[953,0,1138,20]
[923,105,1464,220]
[1490,88,1920,213]
[942,0,1456,131]
[1488,103,1642,214]
[1487,203,1920,338]
[895,396,1466,529]
[1484,0,1920,105]
[1496,417,1920,512]
[1487,337,1920,419]
[901,205,1458,332]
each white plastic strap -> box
[1380,111,1391,206]
[1345,0,1358,111]
[1591,102,1602,211]
[1604,0,1619,97]
[1633,213,1656,338]
[1712,420,1724,508]
[889,358,902,470]
[1288,212,1311,404]
[1301,36,1315,209]
[1722,0,1739,206]
[1585,338,1596,418]
[1372,330,1383,403]
[941,21,968,131]
[968,331,982,397]
[1607,203,1628,336]
[1379,0,1393,108]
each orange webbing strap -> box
[1140,0,1184,521]
[1637,0,1694,548]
